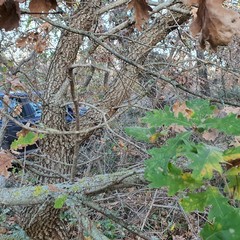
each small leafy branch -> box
[126,99,240,239]
[11,128,44,150]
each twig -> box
[80,197,152,240]
[140,190,158,230]
[68,66,80,182]
[41,17,240,108]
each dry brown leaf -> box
[172,101,193,119]
[182,0,199,5]
[190,0,240,50]
[0,0,20,31]
[16,36,28,48]
[16,32,39,48]
[170,124,187,133]
[64,0,76,7]
[0,150,14,178]
[10,76,25,91]
[29,0,57,16]
[12,104,22,117]
[16,31,48,53]
[221,106,240,116]
[34,37,47,53]
[202,129,219,141]
[39,22,52,33]
[17,123,31,138]
[118,140,125,148]
[0,227,8,234]
[128,0,152,30]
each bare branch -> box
[0,169,145,206]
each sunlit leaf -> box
[147,163,201,195]
[11,130,44,150]
[184,144,223,180]
[223,146,240,162]
[54,194,68,209]
[225,167,240,200]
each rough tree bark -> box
[39,1,101,183]
[16,2,190,239]
[17,2,103,239]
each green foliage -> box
[126,99,240,239]
[125,127,156,142]
[184,144,223,180]
[11,131,44,150]
[142,106,192,128]
[205,114,240,135]
[54,194,68,209]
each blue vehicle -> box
[0,92,41,150]
[0,92,88,150]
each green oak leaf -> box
[204,114,240,136]
[225,167,240,200]
[201,204,240,240]
[147,163,201,195]
[125,127,156,142]
[181,187,229,217]
[184,144,223,180]
[11,131,44,150]
[223,146,240,162]
[185,99,216,125]
[145,132,191,174]
[142,106,192,128]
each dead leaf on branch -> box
[187,0,240,49]
[0,0,20,31]
[64,0,76,7]
[128,0,152,30]
[29,0,57,16]
[16,27,49,53]
[12,104,22,117]
[0,150,14,178]
[16,123,31,138]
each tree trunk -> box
[18,198,69,240]
[17,1,102,239]
[39,1,101,183]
